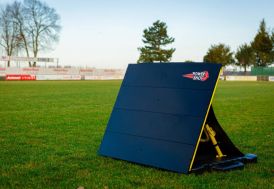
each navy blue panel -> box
[115,87,211,117]
[123,63,222,90]
[99,63,222,173]
[107,109,203,145]
[99,132,194,173]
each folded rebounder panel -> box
[98,63,257,174]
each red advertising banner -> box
[6,74,36,80]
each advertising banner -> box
[226,76,257,81]
[269,76,274,82]
[36,75,81,80]
[85,75,123,80]
[6,74,36,80]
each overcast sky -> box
[0,0,273,68]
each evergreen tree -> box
[203,43,234,66]
[272,31,274,46]
[235,43,256,72]
[251,19,273,66]
[271,31,274,62]
[137,20,175,63]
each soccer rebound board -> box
[98,63,257,174]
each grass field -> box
[0,80,273,189]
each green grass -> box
[0,80,273,189]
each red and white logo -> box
[182,71,209,81]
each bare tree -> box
[0,0,61,67]
[23,0,61,67]
[0,4,21,67]
[11,1,32,67]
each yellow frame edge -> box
[188,68,222,172]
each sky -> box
[0,0,273,69]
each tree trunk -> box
[20,33,31,67]
[33,51,37,67]
[7,48,12,68]
[23,39,31,67]
[32,33,39,67]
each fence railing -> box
[251,67,274,76]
